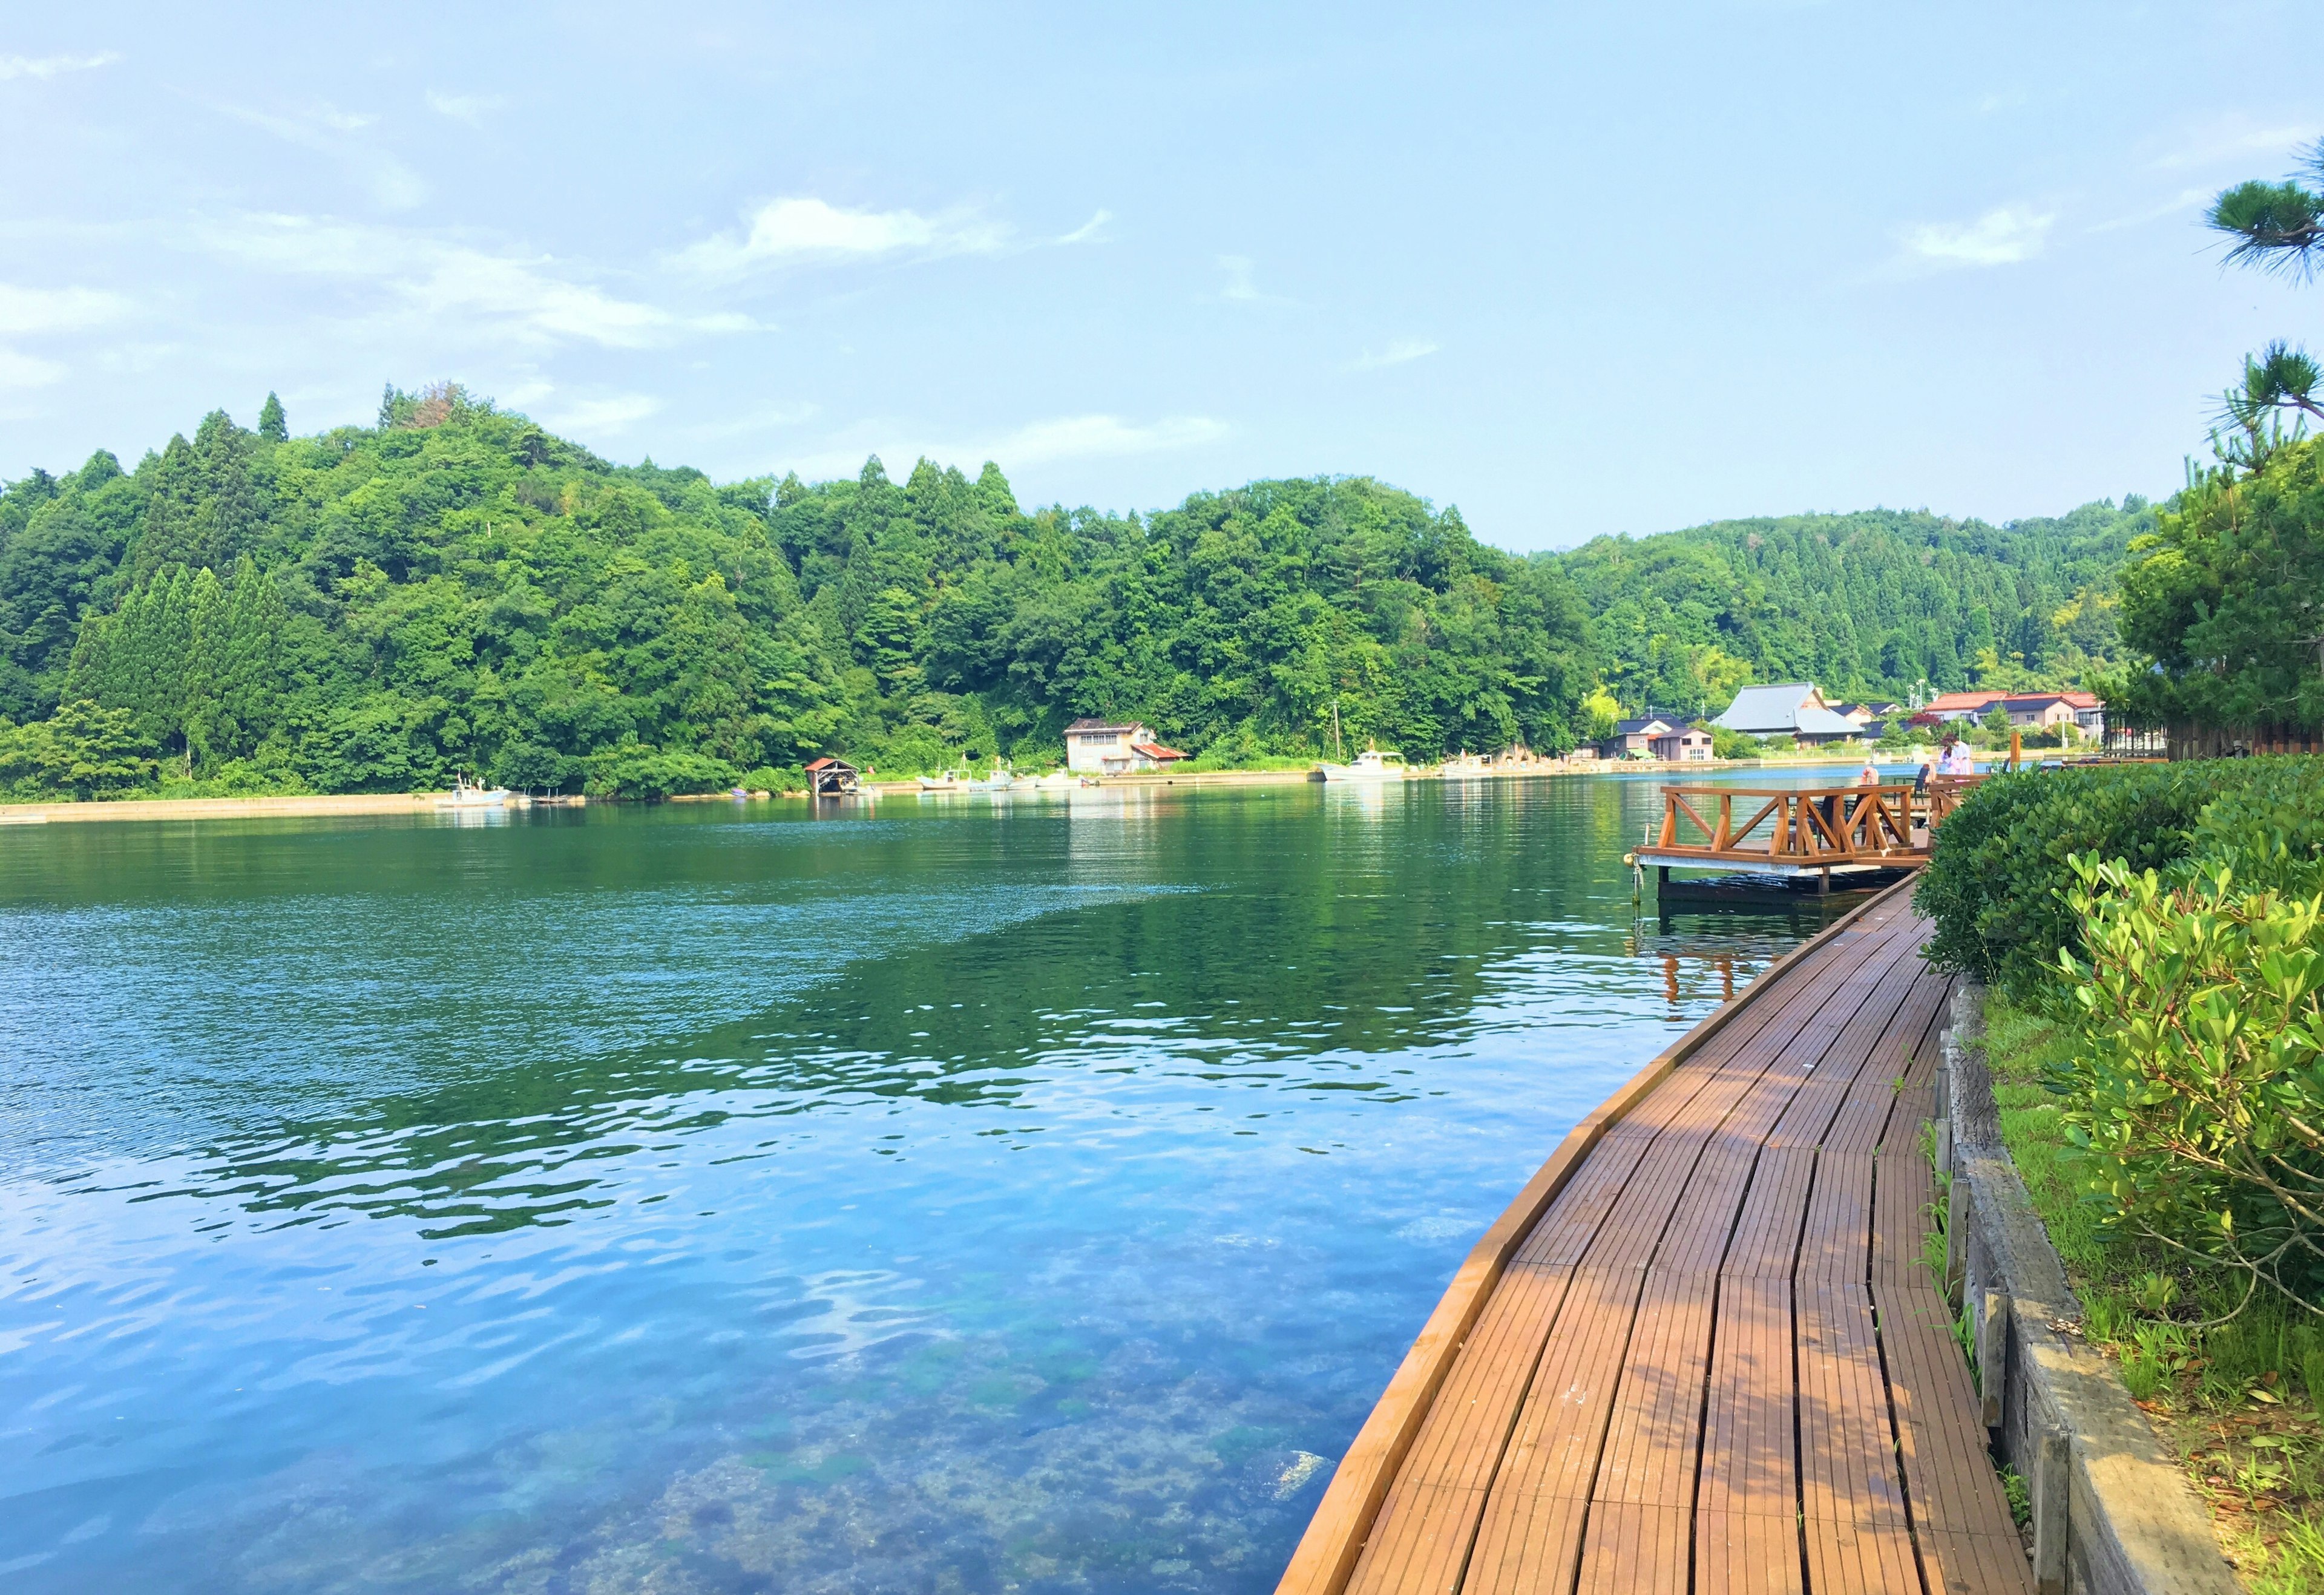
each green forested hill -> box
[1555,500,2147,718]
[0,388,2148,799]
[0,389,1594,796]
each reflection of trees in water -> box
[182,784,1697,1238]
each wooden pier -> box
[1278,880,2031,1595]
[1632,779,1986,892]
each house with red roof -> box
[1065,719,1190,775]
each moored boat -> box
[1318,747,1408,782]
[437,776,510,809]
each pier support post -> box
[2032,1426,2071,1594]
[1979,1289,2007,1430]
[1944,1171,1968,1308]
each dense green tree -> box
[258,391,287,444]
[0,385,2153,802]
[2111,436,2324,737]
[0,699,159,799]
[1556,502,2141,713]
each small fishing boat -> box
[437,776,510,809]
[1319,747,1408,782]
[917,770,965,791]
[1439,751,1492,780]
[1032,768,1079,790]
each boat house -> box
[1065,719,1189,775]
[803,756,859,796]
[1712,683,1862,747]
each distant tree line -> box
[0,381,2148,801]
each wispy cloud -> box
[1218,255,1261,301]
[673,197,1010,275]
[782,412,1226,480]
[543,393,663,435]
[684,401,821,442]
[425,91,505,128]
[1057,210,1113,245]
[193,213,759,350]
[2152,120,2320,172]
[217,100,427,209]
[0,53,119,81]
[1348,338,1439,372]
[987,413,1226,466]
[2088,187,2210,234]
[1897,205,2053,269]
[0,283,131,335]
[0,348,67,389]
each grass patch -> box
[1981,992,2324,1590]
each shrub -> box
[2193,759,2324,896]
[1919,762,2228,999]
[2053,855,2324,1311]
[583,745,739,800]
[1920,756,2324,1001]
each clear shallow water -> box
[1,776,1850,1594]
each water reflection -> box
[1,776,1817,1594]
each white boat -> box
[437,776,509,809]
[917,771,965,791]
[1032,769,1080,790]
[1319,747,1408,782]
[1439,752,1492,780]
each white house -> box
[1065,719,1189,775]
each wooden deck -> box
[1279,880,2030,1595]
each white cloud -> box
[0,53,119,80]
[1057,210,1112,245]
[193,213,760,350]
[989,414,1226,466]
[1897,205,2053,269]
[1218,254,1260,301]
[543,393,663,435]
[2088,188,2210,234]
[686,401,821,441]
[674,197,1010,275]
[1349,338,1439,371]
[218,101,428,210]
[780,413,1225,480]
[425,91,505,127]
[2152,120,2320,172]
[0,283,130,335]
[0,347,67,388]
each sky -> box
[1,2,2318,551]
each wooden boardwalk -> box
[1280,882,2031,1595]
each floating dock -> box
[1278,879,2031,1595]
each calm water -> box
[1,775,1853,1594]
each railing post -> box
[1657,791,1676,848]
[1715,793,1731,851]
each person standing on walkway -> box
[1939,731,1975,775]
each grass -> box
[1980,993,2324,1590]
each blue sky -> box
[2,2,2317,548]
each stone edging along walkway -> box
[1939,983,2238,1595]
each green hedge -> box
[1917,757,2324,1001]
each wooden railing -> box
[1924,772,1988,826]
[1651,784,1928,865]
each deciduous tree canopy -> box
[0,385,2144,799]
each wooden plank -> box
[1345,915,1915,1594]
[1272,880,1919,1595]
[1279,880,2040,1595]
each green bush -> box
[2193,759,2324,896]
[583,745,740,800]
[2054,854,2324,1310]
[1918,762,2242,998]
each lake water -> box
[0,775,1853,1594]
